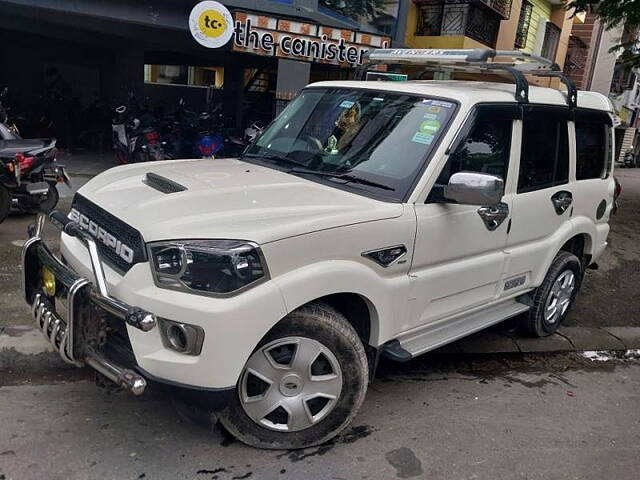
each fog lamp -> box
[42,267,56,297]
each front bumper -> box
[22,212,233,407]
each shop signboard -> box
[232,11,390,66]
[188,2,390,67]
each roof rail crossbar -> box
[355,48,571,105]
[415,64,530,103]
[528,70,578,108]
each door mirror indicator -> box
[444,172,504,206]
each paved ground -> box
[1,352,639,480]
[566,169,640,328]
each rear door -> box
[503,105,572,292]
[571,109,616,258]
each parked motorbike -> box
[112,100,168,164]
[0,138,68,223]
[0,87,21,139]
[623,148,636,168]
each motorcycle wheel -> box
[0,185,10,224]
[116,150,130,164]
[26,183,59,214]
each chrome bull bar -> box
[22,211,157,395]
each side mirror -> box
[444,172,504,206]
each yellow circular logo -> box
[198,9,227,38]
[189,1,234,48]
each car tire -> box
[218,303,369,450]
[521,251,582,337]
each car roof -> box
[307,80,612,112]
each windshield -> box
[244,87,457,201]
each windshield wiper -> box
[288,168,395,191]
[242,152,307,168]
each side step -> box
[382,298,530,361]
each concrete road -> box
[1,353,639,480]
[566,168,640,328]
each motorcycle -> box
[0,138,68,223]
[0,87,21,140]
[112,100,168,164]
[623,148,636,168]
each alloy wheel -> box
[544,270,576,325]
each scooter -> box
[0,138,68,223]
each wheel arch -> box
[271,259,410,348]
[559,232,593,264]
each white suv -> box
[22,50,615,449]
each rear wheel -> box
[0,185,11,224]
[218,303,368,449]
[38,183,59,213]
[25,183,59,214]
[521,251,582,337]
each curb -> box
[2,325,640,372]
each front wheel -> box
[218,303,369,449]
[520,251,582,337]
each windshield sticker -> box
[339,100,355,108]
[432,100,455,108]
[411,132,435,145]
[426,105,442,114]
[419,119,441,134]
[422,99,454,108]
[422,113,439,121]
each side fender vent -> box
[143,172,187,194]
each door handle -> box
[551,191,572,215]
[477,202,509,231]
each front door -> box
[406,104,518,333]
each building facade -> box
[0,0,409,145]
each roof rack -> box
[355,48,577,108]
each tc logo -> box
[204,15,221,29]
[198,9,227,38]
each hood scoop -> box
[143,172,187,194]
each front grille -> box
[71,194,147,273]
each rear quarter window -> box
[574,110,612,180]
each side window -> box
[518,108,569,193]
[575,111,612,180]
[428,109,513,202]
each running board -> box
[382,298,530,361]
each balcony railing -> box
[415,1,502,47]
[414,0,511,20]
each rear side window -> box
[575,110,612,180]
[428,106,513,202]
[518,107,569,193]
[575,122,608,179]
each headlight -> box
[148,240,268,296]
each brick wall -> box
[566,13,598,89]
